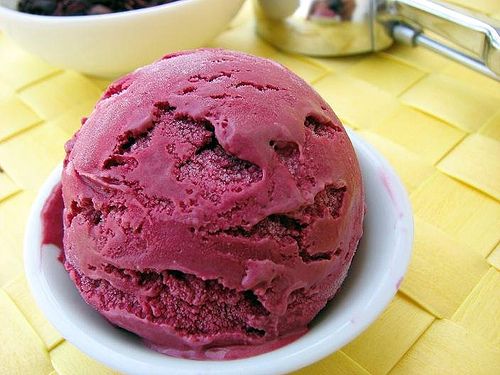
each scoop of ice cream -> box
[60,48,364,359]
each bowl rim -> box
[0,0,215,23]
[24,129,413,375]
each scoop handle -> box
[382,0,500,80]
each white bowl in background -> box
[24,129,413,375]
[0,0,244,77]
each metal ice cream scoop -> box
[254,0,500,80]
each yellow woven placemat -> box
[1,1,499,374]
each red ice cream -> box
[48,49,364,359]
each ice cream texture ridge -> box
[42,48,365,359]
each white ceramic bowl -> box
[0,0,244,77]
[25,129,413,375]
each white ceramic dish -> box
[0,0,244,77]
[25,129,413,375]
